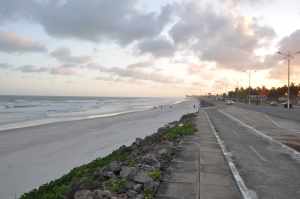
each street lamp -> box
[245,70,256,105]
[277,51,300,110]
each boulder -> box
[108,161,121,173]
[144,181,159,192]
[133,170,153,184]
[74,190,93,199]
[134,138,143,146]
[141,154,160,169]
[127,190,138,198]
[133,184,142,193]
[120,166,136,179]
[93,190,112,199]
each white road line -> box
[264,114,281,128]
[219,109,300,163]
[204,111,254,199]
[249,145,268,162]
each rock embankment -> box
[20,113,196,199]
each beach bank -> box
[0,99,198,199]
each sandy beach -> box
[0,99,197,199]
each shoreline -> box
[20,112,197,199]
[0,99,197,199]
[0,100,188,132]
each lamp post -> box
[246,70,256,105]
[277,51,300,110]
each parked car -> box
[270,101,278,106]
[225,100,235,105]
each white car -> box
[225,100,235,105]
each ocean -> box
[0,95,184,131]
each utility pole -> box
[278,51,300,110]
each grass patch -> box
[104,178,127,193]
[144,188,154,199]
[148,170,161,181]
[163,122,196,140]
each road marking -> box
[264,114,281,128]
[219,109,300,163]
[249,145,268,162]
[204,111,254,199]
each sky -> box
[0,0,300,97]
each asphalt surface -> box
[206,107,300,198]
[234,102,300,123]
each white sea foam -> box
[0,96,184,131]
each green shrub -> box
[164,122,196,140]
[144,188,154,199]
[148,170,161,181]
[104,178,127,193]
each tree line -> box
[225,83,300,102]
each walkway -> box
[156,110,240,199]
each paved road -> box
[234,102,300,123]
[206,108,300,199]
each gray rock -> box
[120,166,136,179]
[142,154,160,168]
[127,190,138,198]
[133,183,143,192]
[157,148,168,156]
[144,181,159,192]
[135,194,144,199]
[108,161,121,173]
[93,190,112,199]
[134,138,143,146]
[102,170,116,178]
[74,190,93,199]
[133,170,153,184]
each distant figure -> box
[193,104,196,109]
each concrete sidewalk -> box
[156,110,240,199]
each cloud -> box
[96,64,182,84]
[0,63,13,69]
[267,29,300,80]
[50,47,91,64]
[137,37,176,57]
[127,61,154,69]
[19,65,49,73]
[17,64,77,76]
[50,66,77,76]
[0,31,47,53]
[168,2,275,70]
[0,0,172,46]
